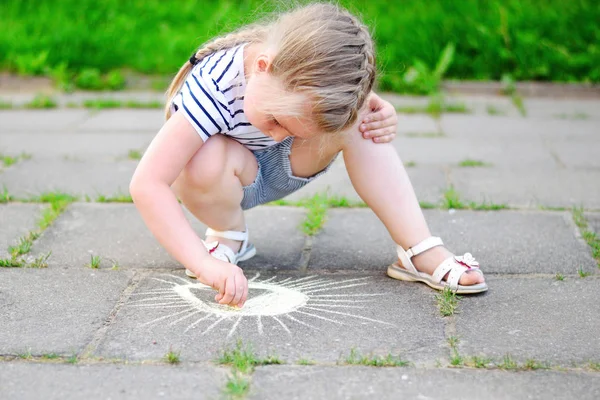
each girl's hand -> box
[194,256,249,308]
[359,92,398,143]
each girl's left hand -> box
[359,92,398,143]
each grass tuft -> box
[435,287,460,317]
[344,348,410,367]
[164,348,180,364]
[555,273,565,281]
[498,353,518,370]
[447,337,463,366]
[458,159,491,168]
[469,355,492,368]
[577,266,590,278]
[442,187,466,210]
[24,94,57,109]
[224,371,251,399]
[88,255,101,269]
[297,358,316,365]
[217,340,280,374]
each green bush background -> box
[1,0,598,91]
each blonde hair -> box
[165,2,376,133]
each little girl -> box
[130,2,487,308]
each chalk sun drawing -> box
[130,273,394,337]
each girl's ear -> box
[255,54,272,73]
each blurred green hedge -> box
[1,0,598,91]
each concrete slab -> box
[0,362,227,400]
[456,276,600,365]
[309,209,597,274]
[0,132,154,160]
[30,204,306,271]
[239,207,307,270]
[0,158,136,198]
[75,109,163,133]
[31,203,203,270]
[96,271,445,364]
[250,366,600,400]
[285,157,447,205]
[393,135,556,169]
[0,268,133,355]
[451,167,600,209]
[585,213,600,234]
[0,110,89,133]
[0,203,43,258]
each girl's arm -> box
[359,92,398,143]
[130,112,248,306]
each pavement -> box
[0,90,599,399]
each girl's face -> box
[244,54,317,142]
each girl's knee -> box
[175,135,230,193]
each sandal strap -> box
[432,255,473,291]
[203,241,236,264]
[406,237,444,258]
[206,226,249,253]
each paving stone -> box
[393,135,556,169]
[75,109,164,133]
[285,157,447,205]
[0,363,227,400]
[239,207,307,270]
[0,268,133,354]
[250,366,600,400]
[0,110,89,133]
[31,203,205,270]
[0,132,154,160]
[456,276,600,365]
[0,203,43,257]
[31,204,305,270]
[585,213,600,234]
[96,271,445,364]
[309,209,597,274]
[451,167,600,209]
[0,158,136,198]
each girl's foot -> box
[388,236,487,293]
[409,246,485,286]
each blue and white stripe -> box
[172,44,277,150]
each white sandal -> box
[185,226,256,278]
[387,236,488,294]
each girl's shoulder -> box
[193,44,247,95]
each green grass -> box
[468,355,492,368]
[164,348,181,364]
[498,353,519,370]
[555,273,565,281]
[344,348,410,367]
[405,161,417,168]
[486,105,505,116]
[88,255,101,269]
[217,340,281,374]
[578,266,591,278]
[395,100,470,116]
[82,99,163,109]
[224,372,251,399]
[458,159,491,167]
[589,362,600,371]
[435,287,460,317]
[127,149,143,160]
[40,353,60,360]
[299,194,329,236]
[523,359,551,370]
[0,257,23,268]
[24,94,57,109]
[2,1,598,91]
[572,207,600,268]
[0,99,13,109]
[96,193,133,203]
[442,187,466,210]
[1,152,31,167]
[447,337,463,366]
[297,358,316,365]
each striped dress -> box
[170,44,277,151]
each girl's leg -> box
[171,134,258,252]
[341,135,483,285]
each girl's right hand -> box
[194,257,249,308]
